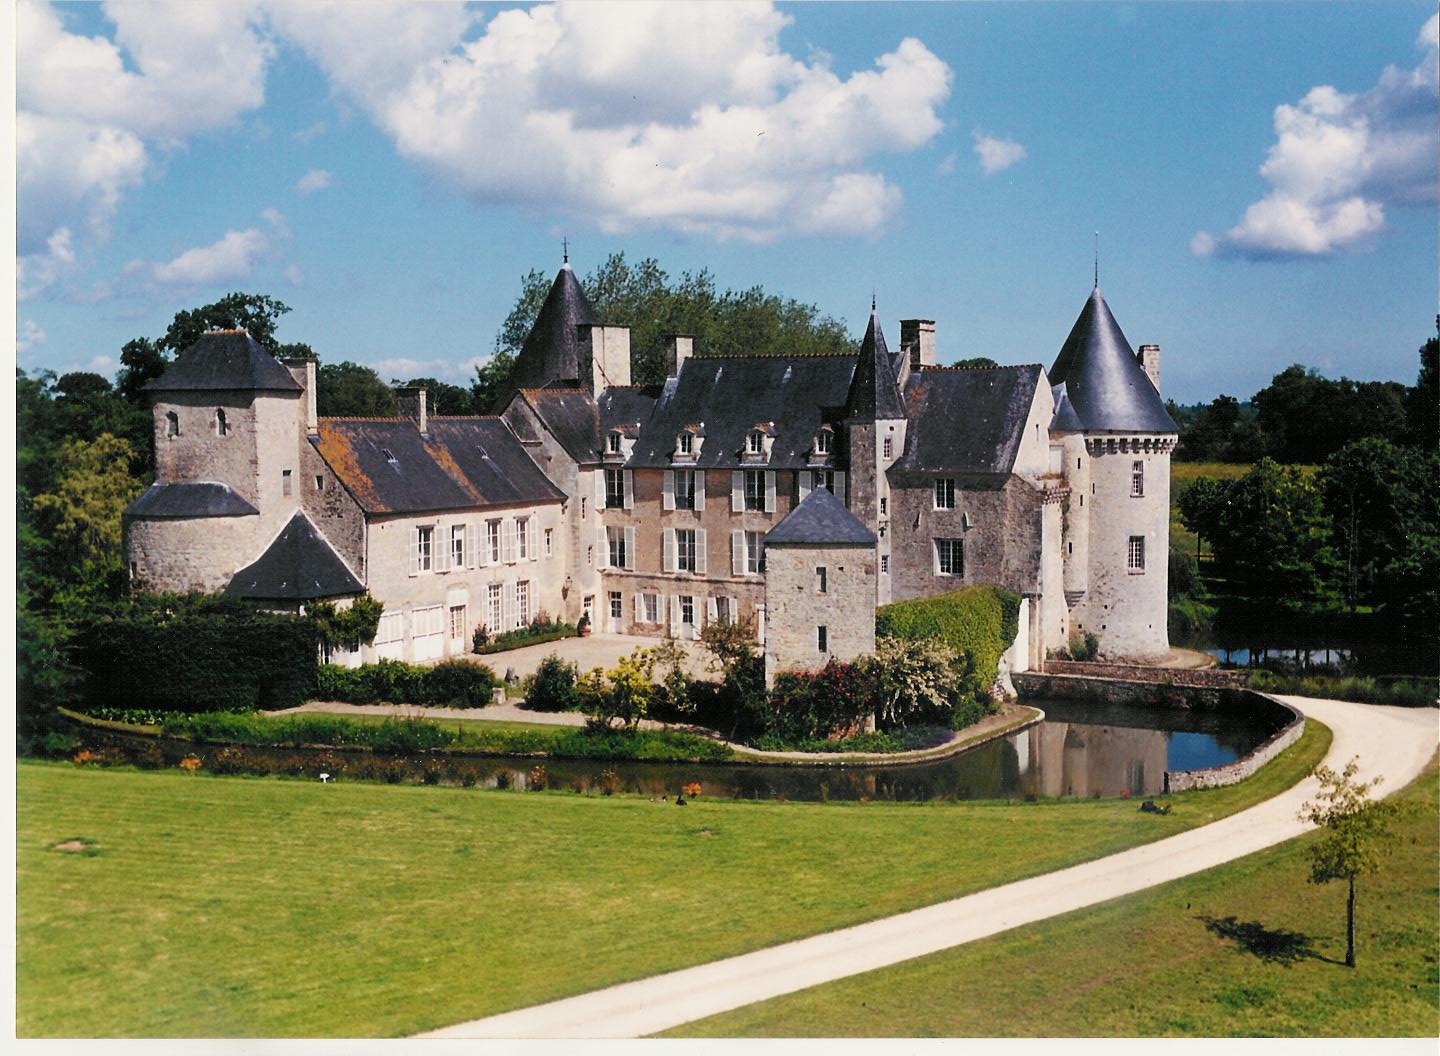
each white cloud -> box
[937,150,958,175]
[17,226,78,301]
[284,264,305,287]
[87,354,118,373]
[17,320,47,354]
[262,206,291,238]
[292,120,328,143]
[151,228,272,285]
[295,168,332,194]
[369,356,482,384]
[1193,16,1438,258]
[972,131,1026,175]
[272,1,952,242]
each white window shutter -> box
[669,595,681,636]
[662,470,675,511]
[731,531,743,575]
[502,520,515,564]
[595,471,605,512]
[798,471,812,502]
[408,527,419,577]
[504,582,516,630]
[728,596,737,622]
[466,524,477,569]
[634,593,642,622]
[694,470,706,512]
[662,527,676,573]
[597,526,610,570]
[731,471,743,512]
[707,597,718,623]
[624,527,636,570]
[695,528,707,574]
[836,472,847,506]
[764,471,776,513]
[623,470,634,509]
[438,528,451,573]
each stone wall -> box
[126,515,261,594]
[1043,661,1245,689]
[764,541,876,682]
[298,436,366,578]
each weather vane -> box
[562,236,569,264]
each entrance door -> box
[608,591,624,633]
[449,604,468,655]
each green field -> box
[18,722,1328,1038]
[1170,461,1251,556]
[670,755,1439,1038]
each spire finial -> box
[562,236,569,265]
[871,288,876,313]
[1094,230,1099,289]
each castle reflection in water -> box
[1011,721,1169,799]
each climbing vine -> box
[308,594,384,649]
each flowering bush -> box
[765,660,874,742]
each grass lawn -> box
[668,752,1438,1038]
[17,722,1328,1038]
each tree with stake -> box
[1297,758,1404,968]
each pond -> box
[72,697,1289,803]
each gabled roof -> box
[845,310,906,421]
[628,355,854,468]
[765,486,876,546]
[508,264,599,392]
[895,365,1044,476]
[313,417,564,515]
[517,384,661,465]
[225,512,363,601]
[1048,288,1177,434]
[1049,382,1084,432]
[124,481,258,519]
[145,330,302,394]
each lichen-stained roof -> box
[226,512,364,601]
[124,481,259,519]
[628,355,855,468]
[313,417,564,515]
[765,486,876,546]
[509,264,599,392]
[145,330,302,393]
[1049,287,1177,434]
[894,364,1043,476]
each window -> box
[744,470,766,511]
[587,545,593,566]
[816,430,832,455]
[282,469,293,497]
[744,531,764,575]
[716,596,732,623]
[747,431,765,455]
[449,604,467,642]
[1128,535,1146,573]
[934,478,956,509]
[544,528,553,558]
[487,583,502,632]
[516,581,531,625]
[880,554,889,574]
[642,593,660,624]
[607,432,622,453]
[417,526,434,572]
[883,436,894,459]
[936,538,964,576]
[816,566,828,594]
[382,448,397,463]
[487,520,502,564]
[581,497,587,519]
[451,525,466,569]
[605,468,625,508]
[678,432,694,455]
[673,469,696,510]
[609,591,623,619]
[516,517,530,560]
[166,411,180,437]
[215,409,227,436]
[607,525,628,569]
[680,595,695,626]
[880,497,887,516]
[1131,460,1144,498]
[817,625,828,653]
[315,475,325,492]
[676,529,698,572]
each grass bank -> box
[17,722,1328,1038]
[670,751,1437,1039]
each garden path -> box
[416,695,1439,1039]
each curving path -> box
[417,696,1438,1040]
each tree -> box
[160,292,313,359]
[1404,322,1438,449]
[953,357,999,370]
[31,433,144,580]
[398,376,475,417]
[1176,475,1229,561]
[317,361,398,417]
[1297,758,1405,968]
[866,636,968,730]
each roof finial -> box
[871,288,876,313]
[1094,230,1099,289]
[562,236,569,265]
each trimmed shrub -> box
[522,654,582,712]
[425,661,498,708]
[477,618,578,655]
[875,585,1020,694]
[314,659,497,708]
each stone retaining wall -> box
[1042,660,1244,689]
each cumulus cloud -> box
[17,320,47,354]
[370,356,486,384]
[972,131,1026,175]
[295,168,332,194]
[1193,16,1438,258]
[272,1,952,241]
[151,228,272,285]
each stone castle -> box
[123,259,1177,677]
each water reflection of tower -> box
[1026,721,1169,798]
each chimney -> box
[900,319,936,369]
[578,323,632,394]
[395,386,428,434]
[1137,344,1161,394]
[664,334,694,378]
[283,357,318,435]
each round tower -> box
[1049,288,1176,660]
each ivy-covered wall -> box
[874,584,1021,692]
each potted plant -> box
[577,612,591,637]
[471,623,491,652]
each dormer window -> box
[608,432,623,454]
[815,429,832,455]
[214,409,228,436]
[382,448,397,463]
[679,432,694,455]
[747,431,765,455]
[166,411,180,438]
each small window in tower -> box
[1131,460,1144,498]
[816,566,828,594]
[880,497,888,516]
[883,436,894,459]
[315,475,324,492]
[282,469,293,497]
[817,625,828,653]
[166,411,180,437]
[215,409,228,436]
[880,554,889,574]
[1128,535,1146,573]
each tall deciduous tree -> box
[160,292,314,360]
[317,361,397,417]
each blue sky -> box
[15,1,1438,404]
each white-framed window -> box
[417,525,434,572]
[936,537,964,576]
[449,604,467,642]
[680,595,695,627]
[607,431,622,454]
[880,554,889,574]
[642,593,660,623]
[581,497,587,519]
[715,596,732,624]
[817,625,828,653]
[282,470,293,497]
[215,409,228,436]
[1128,535,1146,573]
[674,469,696,510]
[747,430,765,455]
[678,432,694,455]
[609,591,623,619]
[605,467,625,508]
[744,470,766,511]
[815,429,832,455]
[1131,460,1145,498]
[676,529,697,572]
[816,566,828,594]
[587,545,593,566]
[516,581,531,625]
[166,411,180,437]
[450,525,466,569]
[934,478,956,509]
[745,531,764,574]
[487,583,502,632]
[544,527,553,557]
[516,517,530,560]
[607,524,629,569]
[883,436,894,459]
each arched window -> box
[215,409,228,436]
[166,411,180,437]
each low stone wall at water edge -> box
[1012,670,1305,794]
[1042,660,1245,689]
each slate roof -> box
[124,481,259,519]
[145,330,302,393]
[845,310,907,421]
[628,355,855,468]
[765,486,876,546]
[894,365,1043,476]
[1048,288,1177,434]
[313,417,564,515]
[225,512,364,601]
[508,264,599,393]
[1050,382,1084,432]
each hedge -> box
[476,625,577,655]
[314,659,498,708]
[874,584,1021,692]
[74,594,317,713]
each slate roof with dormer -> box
[893,364,1044,478]
[1048,287,1177,434]
[124,481,259,519]
[313,417,564,515]
[225,511,364,601]
[765,485,876,546]
[144,330,302,393]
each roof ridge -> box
[319,415,410,422]
[918,363,1041,373]
[689,351,853,361]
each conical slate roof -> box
[509,263,599,391]
[226,512,363,601]
[765,486,876,546]
[845,309,906,421]
[1049,382,1084,433]
[145,330,302,393]
[1048,288,1176,434]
